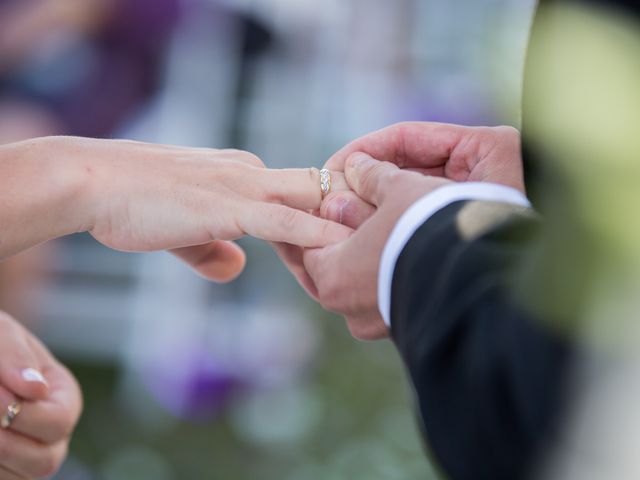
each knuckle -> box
[393,121,414,139]
[499,125,522,149]
[307,167,318,185]
[208,161,234,182]
[243,152,265,168]
[372,168,408,203]
[385,170,408,193]
[277,207,302,231]
[487,126,522,156]
[474,126,499,143]
[318,216,334,238]
[494,125,520,139]
[221,149,264,168]
[357,162,384,194]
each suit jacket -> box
[390,0,640,478]
[391,200,572,479]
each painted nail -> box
[21,368,48,386]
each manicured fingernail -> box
[325,197,347,224]
[22,368,48,386]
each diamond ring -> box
[319,169,331,198]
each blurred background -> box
[0,0,535,478]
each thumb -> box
[344,153,399,207]
[170,240,247,283]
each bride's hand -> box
[0,136,351,281]
[0,311,82,479]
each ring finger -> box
[0,385,65,445]
[252,168,349,211]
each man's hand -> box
[276,122,524,298]
[326,122,524,192]
[302,153,451,340]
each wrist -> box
[41,137,99,235]
[16,137,97,237]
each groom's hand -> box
[302,153,450,340]
[325,122,524,192]
[276,122,524,297]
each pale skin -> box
[0,136,351,280]
[279,122,525,339]
[0,135,352,478]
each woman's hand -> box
[0,136,350,281]
[0,311,82,479]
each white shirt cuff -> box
[377,182,531,328]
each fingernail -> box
[325,197,347,224]
[22,368,48,386]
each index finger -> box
[325,122,468,172]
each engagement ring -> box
[320,168,331,198]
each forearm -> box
[0,137,93,258]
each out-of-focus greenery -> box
[60,300,438,479]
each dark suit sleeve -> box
[390,200,574,480]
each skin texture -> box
[0,312,82,479]
[278,122,525,339]
[0,136,351,282]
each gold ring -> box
[319,169,331,198]
[1,401,22,429]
